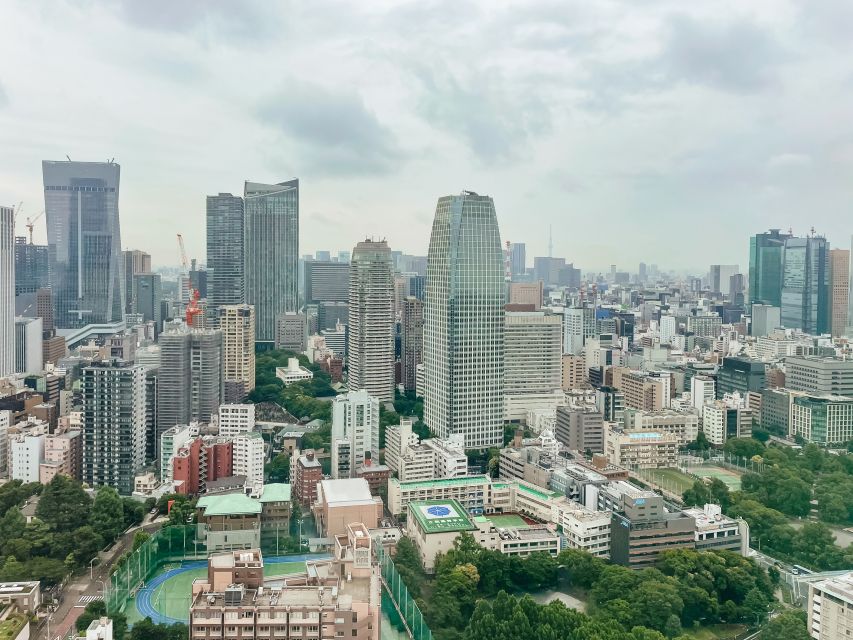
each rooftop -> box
[320,478,375,506]
[197,492,261,517]
[393,474,490,491]
[408,499,476,535]
[259,483,292,503]
[515,481,563,501]
[815,572,853,604]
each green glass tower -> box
[749,229,790,307]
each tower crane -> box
[26,210,44,244]
[176,233,202,327]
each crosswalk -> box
[77,595,103,605]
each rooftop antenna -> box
[65,155,71,162]
[548,225,553,258]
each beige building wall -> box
[562,354,587,391]
[508,282,543,309]
[830,249,850,338]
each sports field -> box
[127,554,329,625]
[487,513,530,529]
[687,464,742,491]
[639,468,696,493]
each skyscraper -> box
[749,229,791,307]
[206,193,244,318]
[781,236,830,335]
[219,304,255,403]
[510,242,526,276]
[0,207,14,376]
[347,240,394,402]
[43,160,124,328]
[304,261,350,304]
[244,180,298,346]
[423,191,505,448]
[401,296,423,392]
[156,326,222,454]
[709,264,739,296]
[123,249,151,315]
[830,249,850,338]
[14,237,48,295]
[82,361,146,494]
[134,273,162,329]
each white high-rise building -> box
[219,304,255,403]
[10,433,45,483]
[14,317,43,374]
[347,241,394,402]
[384,418,420,475]
[232,432,264,491]
[659,315,676,346]
[691,375,716,416]
[424,192,505,448]
[217,404,256,438]
[0,206,14,376]
[331,390,380,479]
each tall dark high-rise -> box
[123,249,151,314]
[510,242,526,276]
[14,237,48,295]
[749,229,791,307]
[401,296,423,392]
[781,236,830,335]
[304,261,350,304]
[206,193,245,318]
[43,160,124,328]
[424,191,505,448]
[244,180,298,346]
[0,207,14,376]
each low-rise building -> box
[552,498,611,558]
[314,478,383,537]
[790,395,853,445]
[605,429,679,469]
[196,492,262,550]
[682,504,749,555]
[625,409,699,446]
[702,394,753,446]
[291,449,323,508]
[388,475,491,517]
[405,499,477,572]
[610,492,696,569]
[808,571,853,640]
[0,581,40,612]
[275,358,314,386]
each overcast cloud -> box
[1,0,852,272]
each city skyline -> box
[3,2,853,270]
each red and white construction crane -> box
[176,233,202,327]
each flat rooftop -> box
[815,572,853,604]
[320,478,374,506]
[408,499,476,535]
[393,475,490,491]
[196,493,261,517]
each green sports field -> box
[127,560,306,624]
[688,464,742,491]
[639,468,696,493]
[487,514,530,529]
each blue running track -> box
[135,554,330,625]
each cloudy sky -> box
[1,0,852,273]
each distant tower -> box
[0,206,15,376]
[424,191,505,448]
[207,193,245,319]
[548,225,553,258]
[347,239,394,402]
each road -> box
[38,515,165,640]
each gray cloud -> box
[256,81,405,177]
[0,81,7,108]
[662,14,787,93]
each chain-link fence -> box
[376,544,433,640]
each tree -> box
[761,610,810,640]
[122,497,145,528]
[557,548,606,588]
[629,580,684,632]
[0,557,27,581]
[265,453,290,483]
[741,587,769,623]
[129,618,189,640]
[724,437,765,459]
[76,601,128,640]
[37,475,92,531]
[91,486,126,543]
[133,530,151,551]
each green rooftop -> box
[408,499,477,535]
[393,475,490,491]
[197,492,262,516]
[259,483,292,503]
[516,483,562,501]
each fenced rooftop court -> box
[485,513,534,529]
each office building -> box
[504,310,563,420]
[218,404,255,438]
[188,537,380,640]
[206,193,245,317]
[710,264,739,296]
[555,405,605,453]
[347,240,394,402]
[219,305,255,403]
[14,317,42,374]
[562,354,587,391]
[702,396,753,446]
[787,356,853,396]
[659,315,676,345]
[687,313,722,338]
[132,272,162,330]
[626,409,699,445]
[275,312,307,351]
[610,492,696,569]
[690,375,716,416]
[808,571,853,640]
[790,395,853,445]
[316,302,348,331]
[122,249,151,315]
[508,282,543,309]
[14,237,48,295]
[830,248,850,337]
[424,192,505,448]
[401,296,423,392]
[244,180,298,346]
[510,242,526,276]
[43,160,124,328]
[82,362,146,494]
[156,326,222,453]
[554,500,611,558]
[781,236,830,335]
[561,306,595,355]
[1,207,16,376]
[619,370,671,411]
[534,256,565,285]
[10,432,45,483]
[716,357,766,399]
[331,391,380,479]
[606,429,679,468]
[304,260,349,304]
[749,229,792,307]
[751,304,781,337]
[384,419,420,475]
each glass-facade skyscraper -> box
[423,191,505,449]
[0,206,15,377]
[42,160,124,328]
[749,229,791,307]
[244,180,299,346]
[781,236,830,335]
[206,193,245,320]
